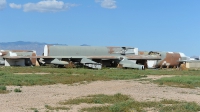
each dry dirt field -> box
[0,75,200,112]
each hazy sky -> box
[0,0,200,56]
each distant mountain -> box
[80,44,90,46]
[0,41,46,55]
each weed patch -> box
[60,94,200,112]
[45,105,69,111]
[60,93,129,105]
[160,102,200,112]
[14,88,22,92]
[0,85,9,94]
[30,108,39,112]
[154,75,200,88]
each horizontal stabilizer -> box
[81,58,97,64]
[51,58,69,65]
[119,59,144,70]
[81,58,102,69]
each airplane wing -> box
[88,55,160,60]
[50,58,69,65]
[2,54,161,70]
[119,58,144,70]
[80,58,97,64]
[80,58,102,69]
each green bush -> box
[0,85,6,90]
[0,85,9,94]
[0,72,6,76]
[109,100,134,112]
[34,109,39,112]
[60,93,130,105]
[14,88,22,92]
[160,102,200,112]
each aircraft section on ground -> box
[40,45,161,69]
[0,50,37,66]
[139,51,188,69]
[1,45,197,70]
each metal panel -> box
[5,59,25,66]
[46,45,138,57]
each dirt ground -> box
[0,75,200,112]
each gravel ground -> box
[0,75,200,112]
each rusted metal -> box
[107,47,115,54]
[31,52,37,66]
[107,47,120,54]
[65,61,75,68]
[157,52,181,68]
[138,51,187,69]
[138,51,145,55]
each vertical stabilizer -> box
[44,45,49,56]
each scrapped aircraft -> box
[139,51,188,68]
[0,50,37,66]
[1,46,189,70]
[39,45,161,69]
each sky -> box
[0,0,200,56]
